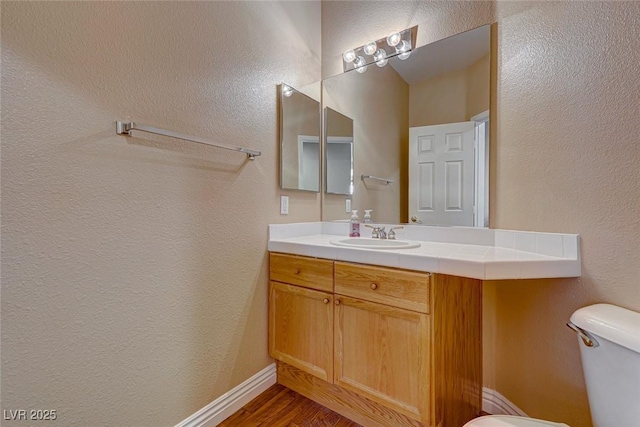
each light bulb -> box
[396,40,411,60]
[363,41,377,55]
[374,49,388,67]
[353,56,368,73]
[386,31,401,47]
[396,40,411,53]
[282,84,293,97]
[343,49,356,63]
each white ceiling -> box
[390,25,491,85]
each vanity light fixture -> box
[342,26,416,73]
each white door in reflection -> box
[297,136,320,191]
[409,122,475,226]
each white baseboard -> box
[482,387,528,416]
[175,363,277,427]
[174,367,521,425]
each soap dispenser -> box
[363,210,372,223]
[349,210,360,237]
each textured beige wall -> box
[1,2,320,426]
[322,65,408,223]
[409,69,467,127]
[488,3,639,425]
[409,54,490,127]
[323,1,640,426]
[466,54,490,120]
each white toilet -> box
[464,303,640,427]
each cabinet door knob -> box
[294,268,301,275]
[370,283,378,290]
[323,298,330,304]
[334,299,341,306]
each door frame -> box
[471,110,489,227]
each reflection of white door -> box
[326,136,353,195]
[409,122,475,226]
[298,136,319,191]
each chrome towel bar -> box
[361,174,394,184]
[116,121,261,160]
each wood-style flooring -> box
[218,384,361,426]
[219,383,490,426]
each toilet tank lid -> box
[571,304,640,353]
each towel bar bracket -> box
[116,121,133,136]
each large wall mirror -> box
[280,83,321,192]
[322,25,492,225]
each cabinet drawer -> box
[270,253,334,292]
[335,262,430,313]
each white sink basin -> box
[330,238,421,250]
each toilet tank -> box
[570,304,640,427]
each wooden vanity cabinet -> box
[269,252,482,427]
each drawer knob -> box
[370,283,378,290]
[335,299,341,306]
[323,298,330,304]
[294,268,301,275]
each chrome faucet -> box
[388,226,404,240]
[378,227,387,239]
[365,225,387,239]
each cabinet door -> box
[269,281,333,381]
[334,296,430,424]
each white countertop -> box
[268,222,581,281]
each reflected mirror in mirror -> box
[280,83,321,192]
[325,108,354,195]
[322,25,492,226]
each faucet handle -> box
[388,226,404,240]
[364,224,381,239]
[378,226,387,239]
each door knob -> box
[370,283,378,290]
[335,299,341,305]
[323,298,330,304]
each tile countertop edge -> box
[267,223,581,280]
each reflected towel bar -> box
[116,121,261,160]
[361,174,394,184]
